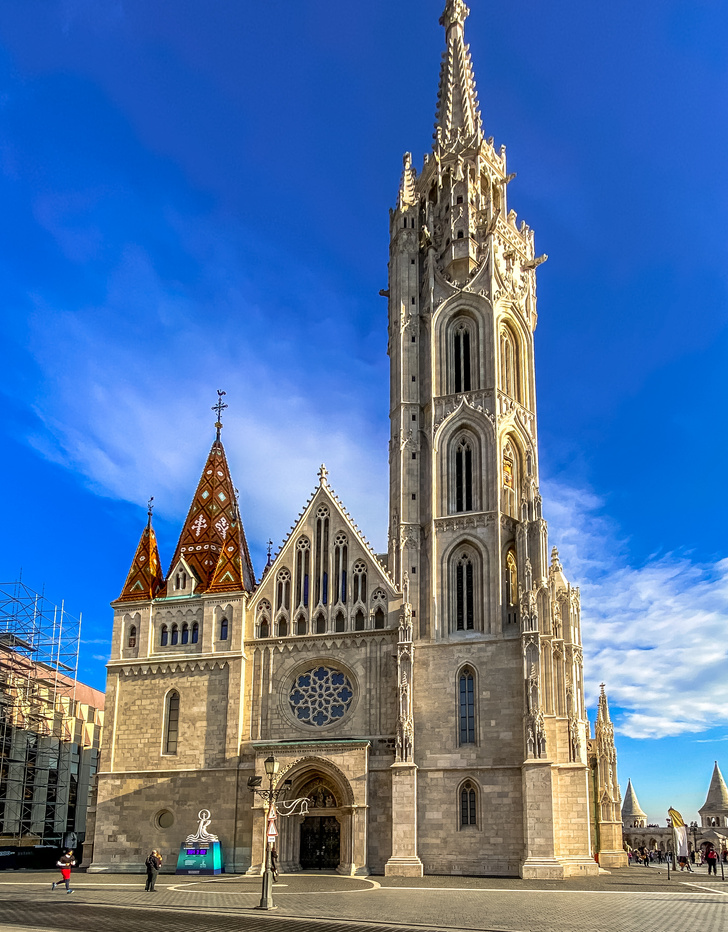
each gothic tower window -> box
[259,618,270,638]
[453,322,472,393]
[314,612,326,634]
[164,691,180,755]
[505,550,519,626]
[354,609,365,631]
[459,668,476,744]
[353,561,367,604]
[502,438,521,519]
[191,622,199,644]
[333,533,348,605]
[314,506,330,606]
[499,325,521,403]
[181,623,189,645]
[334,610,345,633]
[128,625,137,649]
[171,624,179,646]
[453,550,475,631]
[374,607,385,629]
[460,781,477,827]
[455,439,473,512]
[220,616,228,640]
[160,624,168,646]
[296,613,307,635]
[295,538,311,608]
[278,617,289,637]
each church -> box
[89,2,624,879]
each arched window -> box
[171,624,179,646]
[334,533,348,605]
[175,571,187,591]
[315,613,326,634]
[128,625,137,649]
[374,607,385,629]
[455,551,475,631]
[455,439,473,513]
[295,538,311,608]
[220,617,229,640]
[160,625,168,647]
[502,438,520,519]
[276,570,291,613]
[191,622,199,644]
[460,781,477,827]
[314,506,330,606]
[181,623,189,645]
[296,614,307,635]
[259,619,269,638]
[459,669,475,744]
[165,691,180,755]
[505,550,518,625]
[353,561,367,604]
[453,321,472,393]
[278,617,289,637]
[499,325,520,402]
[354,609,365,631]
[334,611,345,632]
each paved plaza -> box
[0,866,725,932]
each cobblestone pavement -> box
[0,867,724,932]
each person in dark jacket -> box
[51,850,75,894]
[145,850,162,891]
[706,846,718,876]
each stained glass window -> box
[289,666,354,727]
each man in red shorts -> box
[51,850,75,894]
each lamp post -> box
[247,756,291,910]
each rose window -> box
[289,666,354,727]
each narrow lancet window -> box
[165,691,180,755]
[455,552,475,631]
[459,670,476,744]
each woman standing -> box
[145,850,162,891]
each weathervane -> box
[212,389,228,440]
[147,496,154,526]
[266,539,273,566]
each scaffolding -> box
[0,580,83,847]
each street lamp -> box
[248,756,291,910]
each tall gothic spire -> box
[165,431,255,595]
[434,1,483,149]
[596,683,612,725]
[116,499,164,602]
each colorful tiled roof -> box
[165,438,255,595]
[116,514,164,603]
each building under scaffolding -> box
[0,581,104,864]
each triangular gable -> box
[250,468,399,613]
[116,521,164,603]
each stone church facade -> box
[91,2,619,879]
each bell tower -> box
[386,1,600,879]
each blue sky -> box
[1,0,726,825]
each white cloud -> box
[21,240,389,556]
[544,478,728,740]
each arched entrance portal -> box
[275,762,360,875]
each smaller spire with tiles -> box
[116,497,164,602]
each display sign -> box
[175,840,223,875]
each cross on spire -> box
[212,390,228,440]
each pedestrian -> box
[51,849,75,894]
[145,849,162,891]
[706,846,718,876]
[270,845,279,883]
